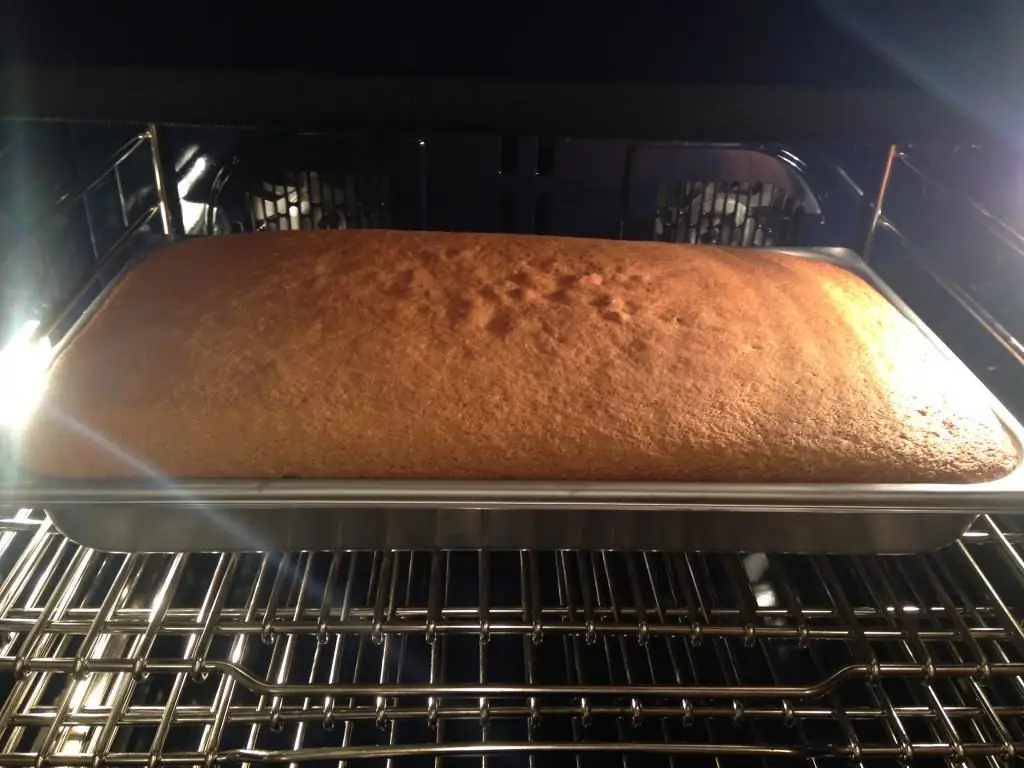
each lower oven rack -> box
[0,512,1023,766]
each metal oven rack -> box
[5,127,1024,765]
[2,511,1024,765]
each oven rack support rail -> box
[0,123,180,342]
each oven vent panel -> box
[244,171,394,232]
[655,179,806,248]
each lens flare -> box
[0,320,53,430]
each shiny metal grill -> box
[0,513,1023,765]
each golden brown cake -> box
[16,230,1020,483]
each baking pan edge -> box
[46,504,976,555]
[5,238,1018,555]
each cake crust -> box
[17,230,1020,483]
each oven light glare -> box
[178,155,209,233]
[0,320,53,430]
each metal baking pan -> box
[3,236,1023,554]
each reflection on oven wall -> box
[860,144,1024,420]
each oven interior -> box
[1,121,1024,766]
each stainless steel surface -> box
[1,510,1024,765]
[45,504,979,556]
[5,241,1020,553]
